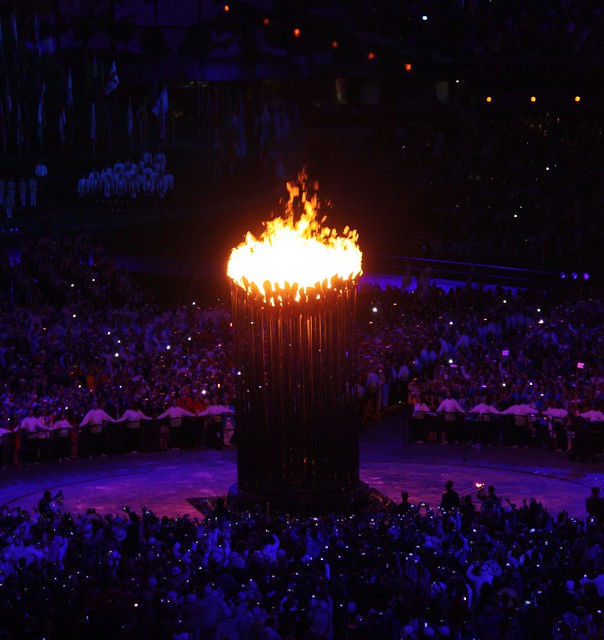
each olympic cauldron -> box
[227,174,363,512]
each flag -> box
[104,60,119,95]
[0,103,6,156]
[151,84,168,117]
[127,98,133,142]
[37,83,45,143]
[58,109,66,145]
[90,102,96,141]
[90,55,99,85]
[16,101,23,151]
[66,70,73,109]
[152,84,168,141]
[106,108,112,153]
[10,12,17,44]
[5,78,11,114]
[136,103,144,146]
[38,32,55,56]
[34,14,40,51]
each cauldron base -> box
[224,481,395,517]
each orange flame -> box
[228,172,362,303]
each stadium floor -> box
[0,412,601,521]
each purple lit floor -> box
[0,414,602,520]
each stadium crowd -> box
[0,230,602,464]
[1,475,604,639]
[412,110,604,274]
[355,280,604,454]
[2,0,604,636]
[0,207,601,640]
[0,232,235,463]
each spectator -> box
[586,487,604,525]
[440,480,461,512]
[397,491,413,516]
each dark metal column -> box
[230,279,360,512]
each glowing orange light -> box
[530,96,537,103]
[404,63,412,72]
[368,52,375,60]
[574,95,581,103]
[293,28,301,38]
[263,17,270,26]
[224,4,230,11]
[227,172,363,304]
[486,96,492,103]
[331,40,338,49]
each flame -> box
[228,172,362,303]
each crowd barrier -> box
[0,414,235,466]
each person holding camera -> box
[37,489,64,519]
[477,484,502,523]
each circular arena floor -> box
[0,414,601,520]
